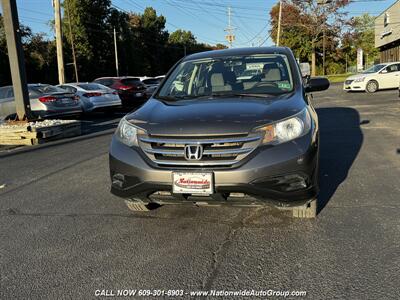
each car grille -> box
[345,80,353,85]
[138,133,262,168]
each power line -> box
[112,1,224,44]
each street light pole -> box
[323,27,325,76]
[66,0,79,82]
[1,0,34,121]
[113,27,119,77]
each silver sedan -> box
[58,82,121,113]
[0,84,82,120]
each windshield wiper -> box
[224,93,275,98]
[155,95,189,101]
[156,93,276,101]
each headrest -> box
[264,68,281,81]
[210,73,225,86]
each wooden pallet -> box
[0,121,81,145]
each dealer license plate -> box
[172,172,213,195]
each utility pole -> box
[66,0,78,82]
[322,27,325,76]
[224,7,236,48]
[113,28,119,77]
[53,0,65,84]
[276,0,282,46]
[318,0,332,76]
[1,0,34,121]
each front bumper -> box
[33,107,83,118]
[84,101,121,112]
[343,80,367,91]
[109,132,319,207]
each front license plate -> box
[172,172,213,195]
[135,92,143,97]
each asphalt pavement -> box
[1,85,399,299]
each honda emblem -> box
[184,145,203,161]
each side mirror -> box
[380,69,388,74]
[305,77,330,92]
[299,62,311,78]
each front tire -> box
[292,198,317,218]
[125,199,150,211]
[366,80,379,93]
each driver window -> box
[385,65,398,73]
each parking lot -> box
[0,84,399,299]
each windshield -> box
[157,54,294,100]
[78,83,109,91]
[362,64,387,74]
[29,84,67,94]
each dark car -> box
[142,77,164,98]
[109,47,329,218]
[93,77,146,107]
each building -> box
[375,0,400,62]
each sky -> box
[1,0,398,47]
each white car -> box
[58,82,121,113]
[344,62,400,93]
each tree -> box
[169,30,196,46]
[270,0,349,76]
[0,5,222,85]
[213,43,228,50]
[135,7,169,75]
[351,13,379,66]
[63,0,114,80]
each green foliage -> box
[0,5,219,85]
[169,30,196,46]
[269,0,350,75]
[351,13,379,64]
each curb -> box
[0,128,115,158]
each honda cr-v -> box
[109,47,329,218]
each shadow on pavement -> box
[316,107,363,213]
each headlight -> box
[256,108,311,145]
[354,77,366,82]
[115,117,144,146]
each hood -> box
[346,73,372,80]
[126,93,305,135]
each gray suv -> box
[109,47,329,218]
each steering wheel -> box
[251,81,282,94]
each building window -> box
[384,13,390,27]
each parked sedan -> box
[0,84,82,120]
[58,82,121,113]
[93,77,146,107]
[344,62,400,93]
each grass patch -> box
[326,74,353,83]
